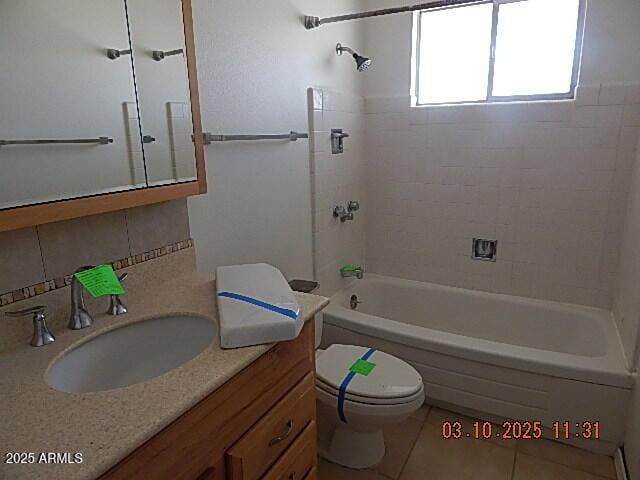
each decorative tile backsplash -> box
[0,239,193,307]
[0,199,191,305]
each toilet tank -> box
[314,313,323,349]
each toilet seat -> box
[315,345,423,406]
[316,378,424,406]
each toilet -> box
[314,315,425,469]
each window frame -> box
[413,0,587,107]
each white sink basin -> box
[47,315,216,393]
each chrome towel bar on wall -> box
[0,137,114,147]
[202,131,308,145]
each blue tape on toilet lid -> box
[337,348,377,423]
[316,344,423,400]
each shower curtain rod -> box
[304,0,486,29]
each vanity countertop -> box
[0,262,328,480]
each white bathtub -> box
[321,274,633,453]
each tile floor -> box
[318,406,617,480]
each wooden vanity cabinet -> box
[100,321,317,480]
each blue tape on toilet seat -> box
[217,291,299,320]
[337,348,377,424]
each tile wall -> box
[614,132,640,366]
[615,123,640,480]
[364,83,640,308]
[308,88,367,296]
[0,199,191,301]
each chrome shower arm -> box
[336,44,356,56]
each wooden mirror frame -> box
[0,0,206,233]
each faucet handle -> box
[6,305,46,318]
[107,272,128,316]
[69,265,97,330]
[347,200,360,212]
[6,306,55,347]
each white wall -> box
[188,0,364,279]
[361,0,640,98]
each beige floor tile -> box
[413,405,431,422]
[399,423,515,480]
[377,406,430,479]
[426,407,518,450]
[318,458,389,480]
[513,453,610,480]
[518,438,615,478]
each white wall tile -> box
[575,84,601,106]
[363,94,640,308]
[623,104,640,127]
[599,83,630,105]
[625,84,640,104]
[310,88,367,296]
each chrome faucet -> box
[340,265,364,280]
[107,273,128,316]
[6,306,55,347]
[334,206,354,223]
[69,266,95,330]
[334,201,361,223]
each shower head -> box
[336,43,372,73]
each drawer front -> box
[303,466,317,480]
[227,373,316,480]
[194,459,226,480]
[262,421,317,480]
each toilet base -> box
[319,424,386,469]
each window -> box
[413,0,585,105]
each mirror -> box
[0,0,201,213]
[128,0,197,186]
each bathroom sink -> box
[47,315,216,393]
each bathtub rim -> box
[323,274,633,389]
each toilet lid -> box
[316,345,423,400]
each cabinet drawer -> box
[194,459,226,480]
[262,421,317,480]
[227,373,316,480]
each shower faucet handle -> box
[331,129,350,154]
[331,131,350,139]
[347,200,360,212]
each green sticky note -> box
[350,359,377,376]
[73,265,125,298]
